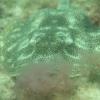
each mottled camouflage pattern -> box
[2,0,100,75]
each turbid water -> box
[0,0,100,100]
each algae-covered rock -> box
[73,84,100,100]
[0,73,15,100]
[71,0,100,26]
[15,59,75,100]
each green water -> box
[0,0,100,100]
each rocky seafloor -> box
[0,0,100,100]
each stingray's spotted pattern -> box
[3,0,100,75]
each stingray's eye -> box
[40,15,68,28]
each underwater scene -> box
[0,0,100,100]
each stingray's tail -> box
[57,0,70,10]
